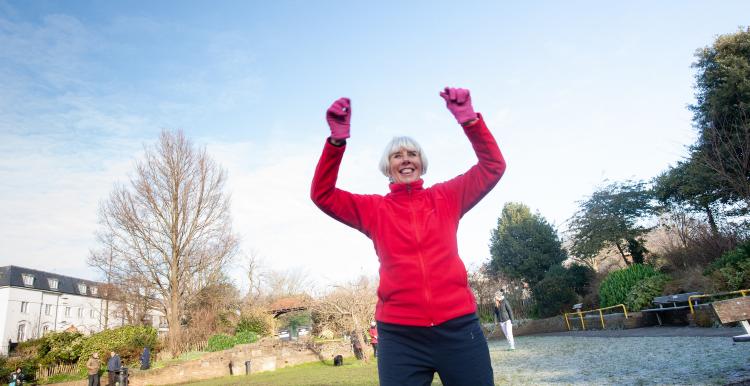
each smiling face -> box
[388,147,423,184]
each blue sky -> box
[1,1,749,290]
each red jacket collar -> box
[389,179,424,194]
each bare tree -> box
[311,276,377,362]
[700,114,750,207]
[261,268,315,302]
[92,130,238,354]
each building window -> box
[91,286,98,295]
[20,301,29,313]
[77,283,87,294]
[21,274,34,287]
[17,324,26,342]
[65,307,71,317]
[45,304,52,315]
[90,309,95,318]
[42,325,50,335]
[48,278,59,290]
[77,308,83,318]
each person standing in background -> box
[368,321,379,358]
[494,290,515,350]
[140,347,151,370]
[86,352,101,386]
[107,351,121,386]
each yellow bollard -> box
[578,310,586,330]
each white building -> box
[0,265,166,355]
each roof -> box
[0,265,103,298]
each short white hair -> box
[378,136,428,179]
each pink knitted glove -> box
[326,97,351,140]
[439,87,477,125]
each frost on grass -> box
[489,336,750,385]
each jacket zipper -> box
[407,184,434,326]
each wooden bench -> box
[711,296,750,342]
[641,292,702,326]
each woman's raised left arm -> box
[438,87,506,216]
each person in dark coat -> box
[9,367,24,386]
[140,347,151,370]
[494,290,515,350]
[107,351,121,386]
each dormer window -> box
[77,283,87,294]
[21,274,34,287]
[48,278,59,290]
[90,286,98,295]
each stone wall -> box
[125,339,351,386]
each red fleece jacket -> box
[311,114,506,326]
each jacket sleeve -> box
[310,139,379,236]
[433,113,506,218]
[505,301,514,322]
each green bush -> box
[206,334,236,352]
[532,274,578,318]
[599,264,660,308]
[715,259,750,291]
[704,241,750,291]
[77,326,157,374]
[705,240,750,275]
[36,332,85,365]
[234,331,259,345]
[0,356,11,383]
[235,312,273,337]
[624,274,669,311]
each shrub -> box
[77,326,157,373]
[599,264,660,308]
[236,308,274,337]
[37,331,85,365]
[714,259,750,291]
[704,240,750,291]
[705,240,750,274]
[657,221,738,270]
[206,334,235,352]
[0,356,10,383]
[234,331,259,345]
[532,274,578,318]
[624,274,669,311]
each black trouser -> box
[88,373,99,386]
[372,343,378,357]
[108,371,117,386]
[377,313,494,386]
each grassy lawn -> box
[174,357,443,386]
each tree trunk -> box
[614,241,630,266]
[704,204,719,235]
[351,316,369,362]
[168,283,182,355]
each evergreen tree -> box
[488,202,567,286]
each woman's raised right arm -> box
[311,98,377,235]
